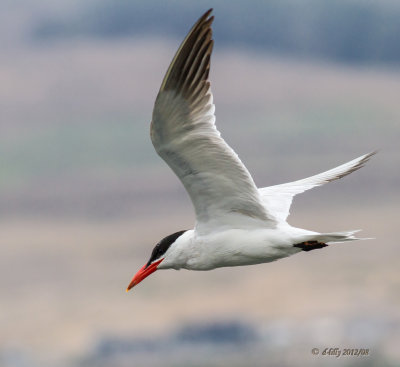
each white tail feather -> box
[312,230,361,243]
[301,230,373,244]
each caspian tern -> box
[126,9,375,291]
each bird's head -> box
[126,230,187,291]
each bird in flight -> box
[126,9,375,291]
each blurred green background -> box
[0,1,399,366]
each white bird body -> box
[158,227,300,271]
[158,219,361,271]
[126,9,375,291]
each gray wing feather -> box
[151,9,276,231]
[259,152,376,222]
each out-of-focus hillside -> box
[4,1,400,64]
[28,0,400,65]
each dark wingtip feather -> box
[327,151,377,182]
[159,10,214,94]
[357,151,377,169]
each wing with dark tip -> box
[151,9,277,232]
[259,152,376,222]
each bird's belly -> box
[184,229,299,270]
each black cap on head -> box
[146,230,187,268]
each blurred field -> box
[1,38,399,366]
[1,205,399,366]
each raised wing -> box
[259,152,376,222]
[151,9,276,232]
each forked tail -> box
[294,230,369,252]
[312,230,363,243]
